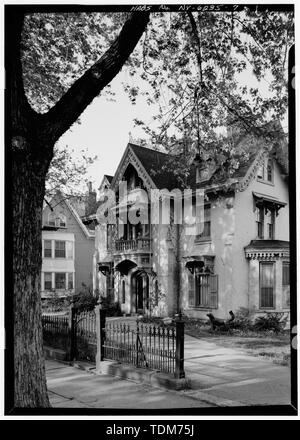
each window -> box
[265,209,275,239]
[55,241,66,258]
[154,280,159,306]
[48,212,56,226]
[107,224,113,249]
[255,206,275,239]
[122,280,126,304]
[68,273,74,290]
[267,159,273,182]
[55,272,66,289]
[282,262,290,308]
[44,272,52,290]
[259,262,275,308]
[196,204,211,239]
[188,270,218,308]
[257,158,274,183]
[58,214,66,227]
[256,206,264,239]
[44,240,52,258]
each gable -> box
[110,144,157,191]
[43,193,94,239]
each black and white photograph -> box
[3,1,297,419]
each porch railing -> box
[114,237,151,253]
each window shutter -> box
[188,272,195,307]
[209,274,218,308]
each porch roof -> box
[244,240,289,250]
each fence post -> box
[175,311,185,379]
[69,302,77,362]
[96,299,106,373]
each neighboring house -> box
[41,190,95,298]
[92,136,289,320]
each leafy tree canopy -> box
[21,8,293,185]
[45,144,97,199]
[127,9,293,181]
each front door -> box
[133,271,149,314]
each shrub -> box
[42,291,70,313]
[253,312,287,333]
[231,307,256,330]
[71,285,98,312]
[100,295,122,317]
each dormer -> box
[99,175,113,198]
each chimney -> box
[85,181,97,216]
[193,153,211,185]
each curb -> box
[99,361,191,391]
[73,360,191,391]
[44,346,70,363]
[46,357,243,407]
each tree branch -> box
[7,9,36,134]
[40,12,150,144]
[187,11,203,84]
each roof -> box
[104,175,113,183]
[244,240,290,250]
[43,192,95,239]
[106,122,288,194]
[128,143,182,190]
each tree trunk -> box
[12,145,52,407]
[7,9,149,408]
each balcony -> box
[114,237,151,254]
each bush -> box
[231,307,256,331]
[253,312,287,333]
[100,295,122,317]
[71,285,98,312]
[42,291,70,313]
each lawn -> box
[184,321,291,366]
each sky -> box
[57,69,154,193]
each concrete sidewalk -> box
[182,335,291,406]
[106,318,291,406]
[46,360,213,409]
[46,333,291,408]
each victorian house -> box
[41,188,96,298]
[92,136,289,321]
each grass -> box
[184,320,291,366]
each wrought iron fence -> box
[103,320,181,376]
[42,314,69,335]
[75,310,97,345]
[42,309,97,361]
[42,306,185,378]
[42,314,70,352]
